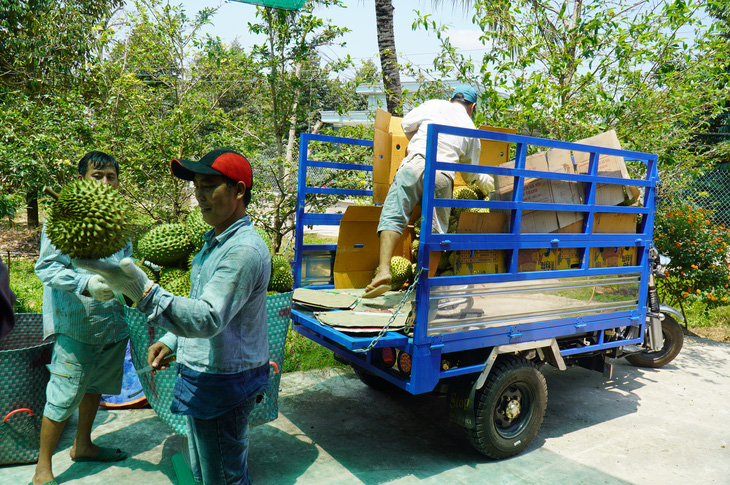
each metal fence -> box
[667,166,730,227]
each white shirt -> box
[401,99,481,183]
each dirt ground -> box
[3,222,730,343]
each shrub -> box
[654,203,730,309]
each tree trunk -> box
[375,0,403,116]
[26,190,39,227]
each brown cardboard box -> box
[454,125,517,188]
[333,205,412,288]
[495,130,638,234]
[452,212,507,275]
[588,212,638,267]
[373,109,408,204]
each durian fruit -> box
[469,182,486,200]
[451,186,479,219]
[137,223,193,266]
[413,216,422,238]
[411,239,419,260]
[255,226,273,256]
[166,271,191,297]
[159,268,187,290]
[268,254,294,293]
[187,251,196,270]
[389,256,413,290]
[185,208,209,251]
[447,215,459,234]
[45,180,131,259]
[136,260,157,282]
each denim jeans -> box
[186,396,258,484]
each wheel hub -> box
[504,398,521,421]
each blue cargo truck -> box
[290,125,683,459]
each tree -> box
[374,0,403,115]
[413,0,729,183]
[0,0,123,226]
[247,0,352,251]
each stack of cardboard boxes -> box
[332,110,640,287]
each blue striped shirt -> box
[35,224,131,344]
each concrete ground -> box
[2,334,729,485]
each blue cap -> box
[451,85,478,104]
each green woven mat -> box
[0,314,54,465]
[126,291,293,435]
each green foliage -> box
[6,257,42,313]
[283,327,345,372]
[654,202,730,309]
[412,0,730,178]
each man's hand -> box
[74,257,153,303]
[474,173,494,197]
[147,341,173,375]
[86,274,115,301]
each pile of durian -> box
[411,182,489,278]
[134,208,293,296]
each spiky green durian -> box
[411,239,420,260]
[268,254,293,293]
[166,271,191,297]
[137,223,193,266]
[135,260,157,282]
[469,182,486,200]
[389,256,413,290]
[159,268,187,290]
[185,208,209,251]
[451,186,479,219]
[46,179,131,259]
[255,226,273,256]
[438,251,452,271]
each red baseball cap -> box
[171,149,253,188]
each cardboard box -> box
[495,130,638,234]
[454,125,517,188]
[333,205,412,288]
[373,109,408,204]
[588,212,638,268]
[452,212,507,275]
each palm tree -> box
[375,0,403,115]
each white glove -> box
[75,257,153,303]
[86,274,115,301]
[474,173,494,197]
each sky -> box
[173,0,486,81]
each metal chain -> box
[353,267,422,353]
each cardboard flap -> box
[293,288,357,310]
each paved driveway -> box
[4,335,728,485]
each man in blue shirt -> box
[79,149,271,485]
[32,151,131,485]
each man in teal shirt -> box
[80,149,271,484]
[32,151,130,485]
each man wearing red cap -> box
[78,148,271,484]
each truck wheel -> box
[466,356,547,459]
[352,366,396,392]
[626,315,684,368]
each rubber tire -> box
[626,315,684,368]
[466,356,547,459]
[352,365,397,392]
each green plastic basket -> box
[0,314,53,465]
[126,291,293,435]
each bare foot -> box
[70,442,100,460]
[31,470,55,485]
[366,267,391,293]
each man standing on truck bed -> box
[366,85,494,294]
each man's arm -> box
[35,225,91,297]
[138,243,269,339]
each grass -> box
[7,256,43,313]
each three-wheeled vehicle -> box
[289,125,683,458]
